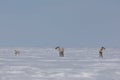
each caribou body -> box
[99,47,105,58]
[55,46,64,57]
[14,50,20,56]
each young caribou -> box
[55,46,64,57]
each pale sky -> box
[0,0,120,47]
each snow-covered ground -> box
[0,47,120,80]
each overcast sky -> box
[0,0,120,48]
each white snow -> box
[0,47,120,80]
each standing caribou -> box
[55,46,64,57]
[99,47,105,58]
[14,50,20,56]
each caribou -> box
[55,46,64,57]
[99,47,105,58]
[14,50,20,56]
